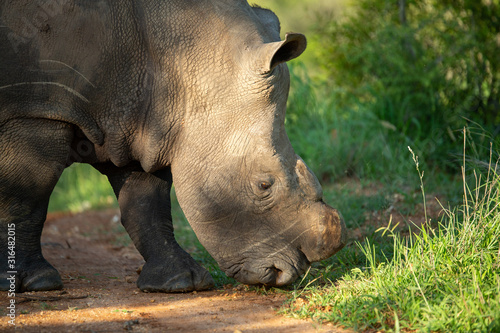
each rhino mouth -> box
[258,265,299,286]
[222,250,310,287]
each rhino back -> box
[0,1,110,144]
[0,1,160,154]
[0,0,208,166]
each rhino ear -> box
[259,33,307,74]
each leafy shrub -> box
[315,0,500,168]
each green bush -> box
[48,163,116,212]
[287,63,418,183]
[316,0,500,168]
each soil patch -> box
[0,210,349,332]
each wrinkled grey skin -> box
[0,0,346,293]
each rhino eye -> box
[259,181,273,190]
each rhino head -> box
[167,5,346,286]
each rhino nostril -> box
[275,267,295,286]
[265,266,285,286]
[274,267,283,280]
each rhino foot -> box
[137,255,214,293]
[0,261,63,292]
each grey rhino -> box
[0,0,346,293]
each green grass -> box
[282,151,500,332]
[48,163,116,213]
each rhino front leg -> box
[94,163,214,292]
[0,119,72,292]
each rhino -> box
[0,0,346,293]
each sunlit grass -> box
[283,148,500,332]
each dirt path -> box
[0,210,348,332]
